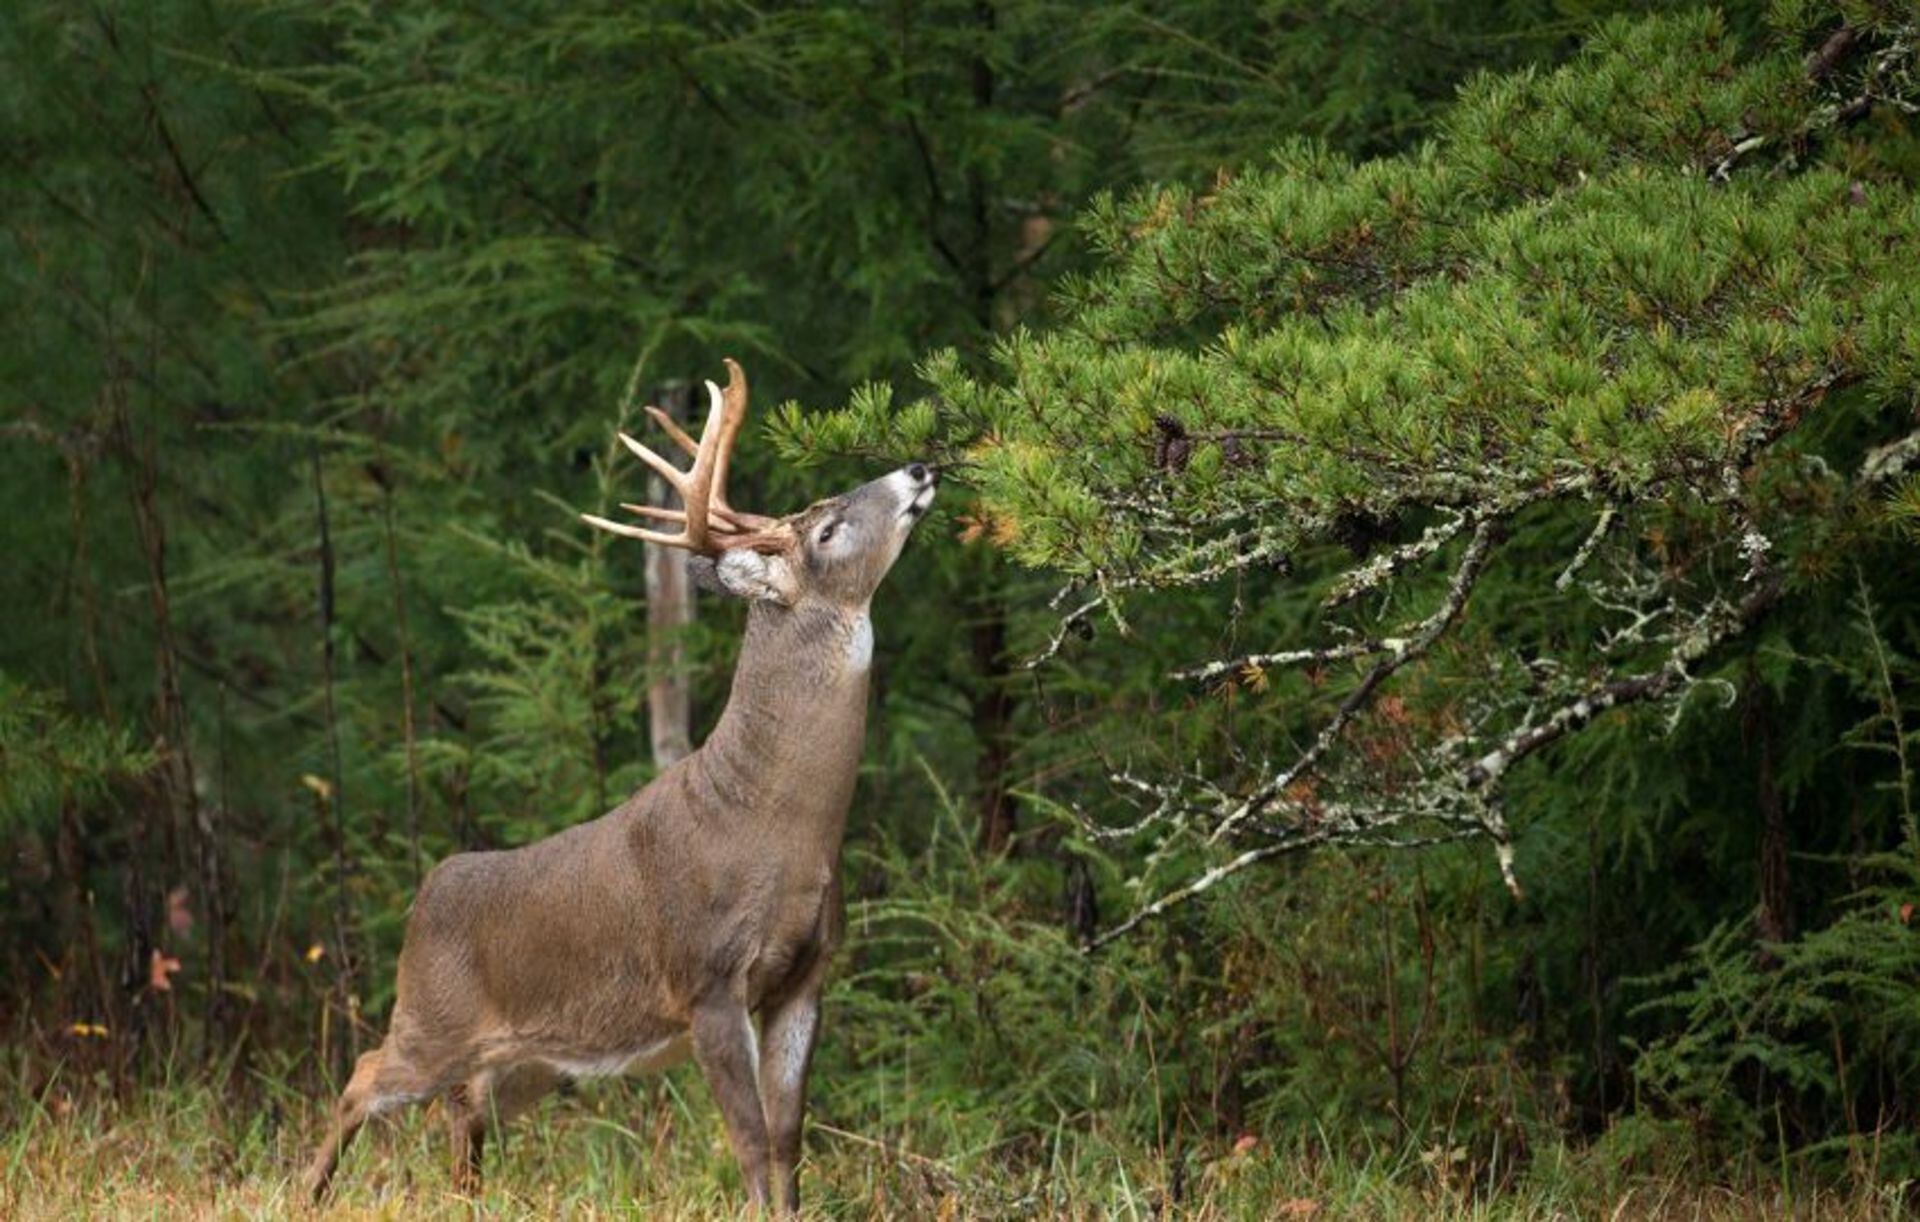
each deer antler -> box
[582,359,791,553]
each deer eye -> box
[817,522,839,546]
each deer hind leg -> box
[445,1076,488,1197]
[303,1044,429,1203]
[445,1062,558,1198]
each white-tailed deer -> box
[303,359,935,1212]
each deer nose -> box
[907,462,931,485]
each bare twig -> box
[1555,502,1617,591]
[1467,573,1784,790]
[1210,520,1499,845]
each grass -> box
[3,1069,1910,1220]
[6,790,1911,1219]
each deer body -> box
[398,602,869,1061]
[304,363,934,1213]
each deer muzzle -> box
[893,462,937,521]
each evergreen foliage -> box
[1631,582,1920,1167]
[786,4,1920,935]
[3,0,1918,1207]
[0,678,155,834]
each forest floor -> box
[3,1073,1907,1221]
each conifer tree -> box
[783,6,1920,940]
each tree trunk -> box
[964,0,1019,855]
[969,576,1017,853]
[1744,672,1793,957]
[379,479,424,886]
[115,378,230,1061]
[645,382,697,771]
[313,447,359,1079]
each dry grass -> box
[2,1069,1910,1221]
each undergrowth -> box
[3,1066,1910,1220]
[6,589,1916,1219]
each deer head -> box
[582,358,935,613]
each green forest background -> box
[4,1,1919,1216]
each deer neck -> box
[688,599,873,841]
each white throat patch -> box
[846,613,873,672]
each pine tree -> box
[784,6,1920,940]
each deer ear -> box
[708,550,799,606]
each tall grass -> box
[3,1065,1909,1219]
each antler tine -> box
[642,406,700,461]
[620,502,761,530]
[708,359,782,531]
[713,358,747,514]
[635,361,777,531]
[616,380,721,497]
[620,503,687,523]
[638,398,768,532]
[582,358,795,553]
[585,379,725,552]
[617,432,686,490]
[635,390,771,528]
[642,369,744,497]
[579,513,693,548]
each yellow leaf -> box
[300,774,333,801]
[305,942,327,964]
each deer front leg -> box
[757,986,821,1214]
[691,998,773,1210]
